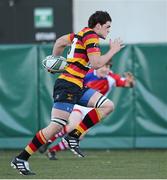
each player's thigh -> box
[79,88,113,108]
[51,107,70,120]
[88,91,113,108]
[88,91,114,118]
[51,102,74,122]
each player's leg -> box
[75,91,114,135]
[66,105,91,141]
[38,126,67,154]
[47,105,90,159]
[39,108,81,154]
[63,88,114,157]
[66,105,92,132]
[11,103,72,175]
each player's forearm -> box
[89,49,115,69]
[99,49,116,66]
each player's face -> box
[97,64,111,78]
[99,21,111,39]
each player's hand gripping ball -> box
[42,55,68,73]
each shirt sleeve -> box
[110,72,126,87]
[67,33,75,43]
[82,31,101,55]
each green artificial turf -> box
[1,149,167,179]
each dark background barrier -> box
[0,44,167,149]
[0,0,73,43]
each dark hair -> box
[88,11,112,28]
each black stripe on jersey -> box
[72,62,90,72]
[75,48,86,54]
[86,43,100,49]
[75,35,83,41]
[83,30,97,37]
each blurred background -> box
[0,0,166,44]
[0,0,167,149]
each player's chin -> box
[103,34,108,39]
[100,35,106,40]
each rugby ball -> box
[42,55,67,73]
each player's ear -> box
[96,23,102,30]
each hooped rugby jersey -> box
[84,69,127,96]
[58,27,101,88]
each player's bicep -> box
[57,34,73,46]
[52,34,73,55]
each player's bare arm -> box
[52,34,71,56]
[88,38,124,69]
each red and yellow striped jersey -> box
[58,27,101,88]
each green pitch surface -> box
[1,149,167,179]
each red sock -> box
[49,140,69,152]
[49,127,67,142]
[69,109,101,138]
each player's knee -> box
[105,100,114,115]
[108,100,115,112]
[97,98,114,116]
